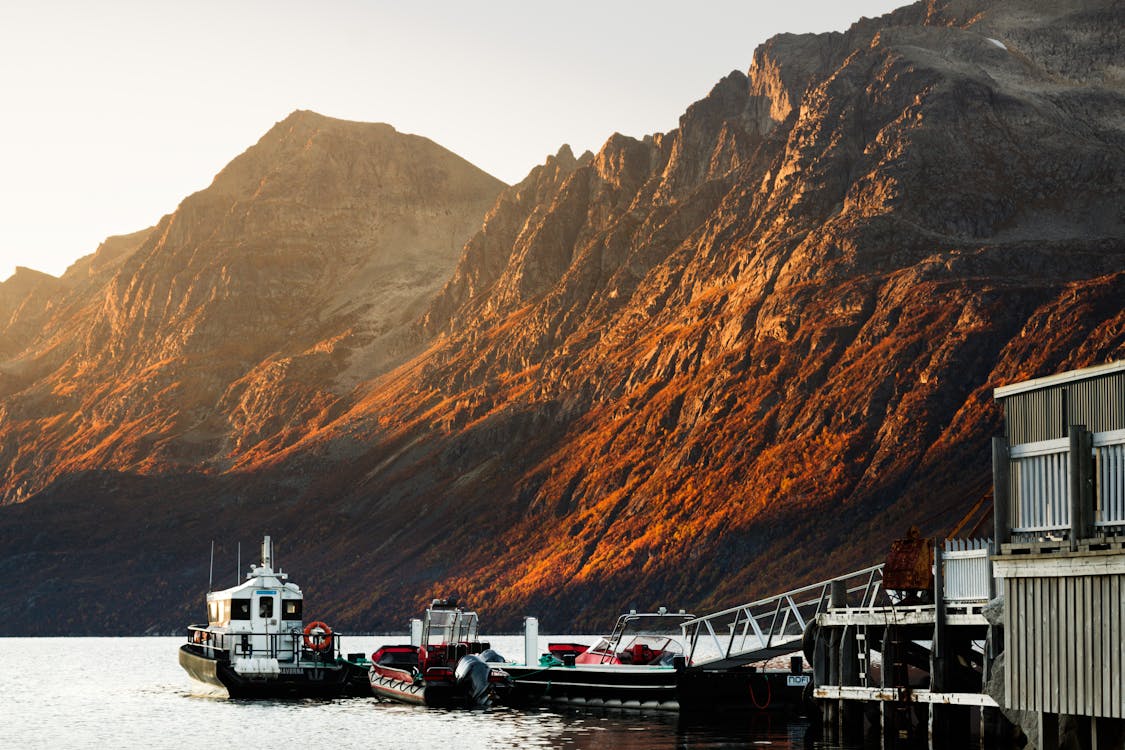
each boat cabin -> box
[417,598,490,668]
[188,536,313,666]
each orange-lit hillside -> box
[0,0,1123,634]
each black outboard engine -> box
[456,654,498,707]
[478,648,506,663]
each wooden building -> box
[992,360,1125,749]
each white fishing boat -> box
[178,536,369,698]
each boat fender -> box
[479,648,506,663]
[303,620,334,652]
[801,621,818,666]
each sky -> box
[0,0,908,282]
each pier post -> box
[827,626,841,740]
[930,538,949,744]
[523,617,539,667]
[1069,424,1093,549]
[839,625,862,741]
[1039,711,1059,750]
[992,436,1010,546]
[827,579,848,739]
[880,626,904,747]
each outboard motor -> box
[478,648,506,663]
[455,654,497,707]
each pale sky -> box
[0,0,907,282]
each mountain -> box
[0,111,504,501]
[1,0,1123,635]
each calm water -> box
[2,636,838,749]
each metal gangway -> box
[682,564,888,670]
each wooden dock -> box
[689,361,1125,748]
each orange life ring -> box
[303,620,334,652]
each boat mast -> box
[208,540,214,591]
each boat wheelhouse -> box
[178,536,368,698]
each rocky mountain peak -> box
[0,111,504,491]
[0,0,1122,635]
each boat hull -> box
[368,671,458,707]
[178,644,368,699]
[505,663,810,713]
[505,663,681,710]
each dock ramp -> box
[683,564,886,670]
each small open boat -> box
[178,536,369,698]
[505,608,691,710]
[368,598,511,707]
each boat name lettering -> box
[254,590,276,596]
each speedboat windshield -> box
[622,635,683,654]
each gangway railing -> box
[683,564,887,670]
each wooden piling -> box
[992,436,1010,546]
[1069,424,1093,548]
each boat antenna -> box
[237,542,241,583]
[208,540,215,591]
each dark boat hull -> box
[505,664,681,710]
[178,644,368,699]
[505,663,811,713]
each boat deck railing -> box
[682,564,887,670]
[186,625,339,663]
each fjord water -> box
[1,636,831,749]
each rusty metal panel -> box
[882,529,933,592]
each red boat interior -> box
[574,635,681,666]
[371,641,494,683]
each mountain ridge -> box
[0,0,1122,634]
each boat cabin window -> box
[231,598,251,620]
[259,596,274,618]
[423,609,479,644]
[207,598,251,625]
[282,599,302,620]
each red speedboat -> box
[504,608,692,710]
[368,598,511,707]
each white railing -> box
[942,539,993,603]
[1009,437,1070,533]
[682,564,887,668]
[1095,429,1125,530]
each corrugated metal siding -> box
[1069,372,1125,435]
[1005,573,1124,718]
[1002,371,1125,447]
[1004,386,1066,445]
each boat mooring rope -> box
[748,676,771,710]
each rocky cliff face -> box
[0,0,1122,634]
[0,111,504,502]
